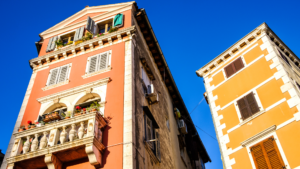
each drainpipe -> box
[203,79,227,169]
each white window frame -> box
[54,30,77,51]
[44,63,72,91]
[234,89,264,124]
[246,131,290,169]
[83,50,112,79]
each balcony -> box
[7,111,106,169]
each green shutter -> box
[114,14,123,27]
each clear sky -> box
[0,0,299,168]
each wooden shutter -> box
[224,64,235,78]
[98,52,108,70]
[224,57,244,78]
[237,98,251,120]
[88,55,98,74]
[46,37,54,52]
[155,131,161,161]
[74,27,84,42]
[57,65,69,83]
[246,92,260,115]
[233,57,244,72]
[263,138,284,169]
[86,16,95,34]
[251,144,269,169]
[48,68,59,86]
[251,137,285,169]
[50,36,58,52]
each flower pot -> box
[75,113,81,117]
[18,128,24,132]
[82,111,86,114]
[31,125,36,129]
[65,117,70,119]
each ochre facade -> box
[197,23,300,169]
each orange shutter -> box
[251,137,285,169]
[263,138,285,169]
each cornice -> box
[240,125,276,147]
[40,3,134,39]
[37,77,110,104]
[30,26,136,69]
[196,23,268,77]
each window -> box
[97,20,113,34]
[224,57,244,78]
[250,137,285,169]
[86,51,111,75]
[237,92,260,120]
[140,61,151,93]
[144,108,161,162]
[46,64,71,86]
[60,32,75,46]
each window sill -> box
[42,80,69,91]
[82,67,111,79]
[240,109,266,126]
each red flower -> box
[27,121,32,125]
[76,106,81,110]
[83,108,86,111]
[35,122,39,124]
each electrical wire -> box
[182,97,218,141]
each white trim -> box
[276,117,295,130]
[227,146,243,156]
[211,54,266,91]
[221,75,275,111]
[227,98,286,133]
[82,67,111,79]
[42,80,70,91]
[240,125,276,147]
[37,77,110,103]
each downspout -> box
[203,79,227,168]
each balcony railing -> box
[7,111,106,169]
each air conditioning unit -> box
[178,119,188,134]
[146,84,159,104]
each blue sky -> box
[0,0,299,168]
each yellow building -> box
[196,23,300,169]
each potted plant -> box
[86,32,93,40]
[75,40,83,45]
[97,33,105,37]
[18,125,25,132]
[43,113,51,123]
[51,111,60,120]
[37,121,44,127]
[108,27,118,33]
[65,111,71,119]
[82,108,86,114]
[55,39,63,49]
[31,122,37,129]
[90,101,101,112]
[27,121,32,129]
[86,107,91,114]
[75,106,82,116]
[67,41,73,46]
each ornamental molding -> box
[40,2,135,39]
[82,67,111,79]
[30,26,136,69]
[240,125,276,147]
[42,80,70,91]
[196,23,268,77]
[37,77,110,104]
[7,136,94,164]
[13,112,99,138]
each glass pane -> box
[99,29,105,34]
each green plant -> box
[86,32,93,39]
[67,41,73,45]
[97,33,105,37]
[19,125,25,129]
[90,101,101,110]
[66,111,71,117]
[39,121,45,125]
[108,26,118,33]
[55,39,63,48]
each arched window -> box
[39,103,67,123]
[73,93,102,116]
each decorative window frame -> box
[82,50,112,79]
[223,56,247,80]
[43,63,72,91]
[233,89,264,124]
[241,126,290,169]
[54,30,77,50]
